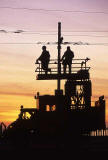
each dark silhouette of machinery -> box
[0,23,106,147]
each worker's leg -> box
[42,62,48,74]
[69,64,71,74]
[46,63,51,73]
[63,64,66,74]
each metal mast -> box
[57,22,62,91]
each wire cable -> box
[63,34,108,38]
[0,42,108,45]
[0,7,108,14]
[1,29,108,34]
[0,30,108,38]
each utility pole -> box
[57,22,62,91]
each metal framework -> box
[35,58,90,80]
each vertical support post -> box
[55,22,64,112]
[57,22,61,90]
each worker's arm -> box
[35,59,39,64]
[35,57,40,63]
[35,53,43,63]
[61,52,65,61]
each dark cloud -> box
[0,29,25,34]
[13,30,24,33]
[0,29,7,33]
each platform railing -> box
[35,58,90,74]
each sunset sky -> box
[0,0,108,126]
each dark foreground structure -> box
[0,23,107,153]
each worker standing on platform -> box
[61,46,74,74]
[36,46,51,74]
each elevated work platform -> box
[35,58,90,80]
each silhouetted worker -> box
[36,46,51,74]
[61,46,74,74]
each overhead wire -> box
[1,29,108,34]
[0,7,108,45]
[0,42,108,46]
[63,34,108,38]
[0,7,108,14]
[0,30,108,38]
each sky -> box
[0,0,108,126]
